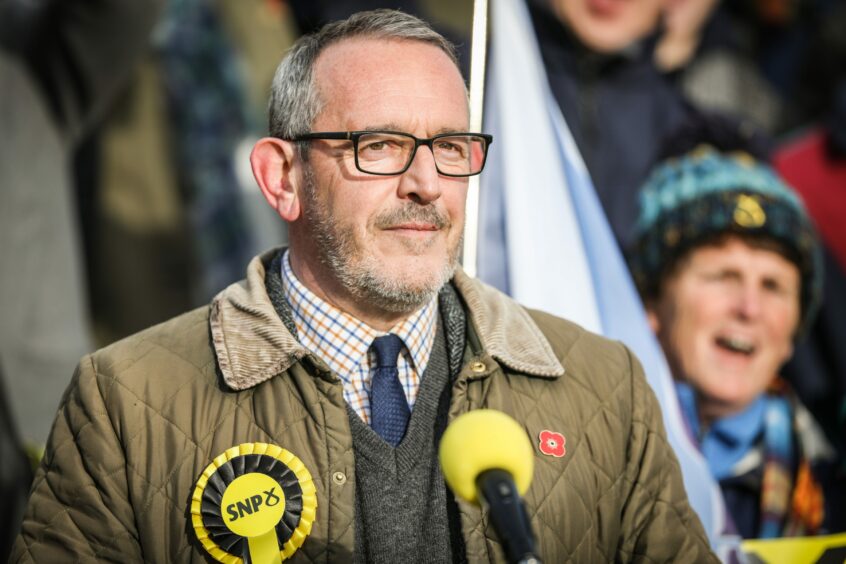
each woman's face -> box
[647,237,801,421]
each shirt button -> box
[332,471,347,485]
[470,361,486,373]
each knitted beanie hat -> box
[627,145,823,335]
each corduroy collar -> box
[210,249,565,391]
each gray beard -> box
[301,167,460,314]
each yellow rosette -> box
[191,443,318,563]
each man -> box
[628,130,844,538]
[13,10,715,562]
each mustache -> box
[373,203,450,230]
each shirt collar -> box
[280,250,438,373]
[210,249,564,392]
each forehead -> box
[312,37,469,131]
[679,237,800,279]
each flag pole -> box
[461,0,489,278]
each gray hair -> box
[267,9,461,141]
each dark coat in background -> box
[525,0,692,249]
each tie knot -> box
[371,334,404,368]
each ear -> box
[250,137,302,222]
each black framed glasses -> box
[290,130,493,177]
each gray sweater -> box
[350,318,455,563]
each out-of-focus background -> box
[1,0,844,558]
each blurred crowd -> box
[1,0,844,558]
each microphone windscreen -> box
[439,409,534,504]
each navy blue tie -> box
[370,334,410,447]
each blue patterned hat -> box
[627,145,823,335]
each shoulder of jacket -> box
[523,307,637,400]
[83,305,215,388]
[524,307,630,364]
[95,304,210,357]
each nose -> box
[734,281,763,321]
[396,144,442,204]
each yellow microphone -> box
[439,410,542,564]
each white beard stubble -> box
[300,165,462,314]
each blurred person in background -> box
[0,0,163,445]
[770,3,846,451]
[76,0,299,345]
[654,0,846,466]
[656,0,785,134]
[774,1,846,273]
[0,365,32,561]
[287,0,472,74]
[628,116,845,538]
[656,0,845,137]
[524,0,692,249]
[0,0,163,557]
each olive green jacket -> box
[13,251,716,562]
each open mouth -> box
[715,336,755,356]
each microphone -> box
[439,409,542,564]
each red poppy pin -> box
[538,430,566,458]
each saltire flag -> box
[477,0,732,552]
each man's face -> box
[647,237,801,420]
[552,0,666,53]
[293,38,469,316]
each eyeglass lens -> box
[356,133,487,175]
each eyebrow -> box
[362,124,470,135]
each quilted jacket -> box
[13,251,717,562]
